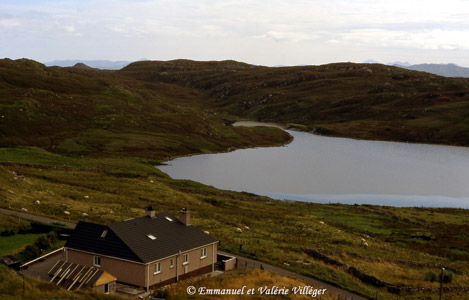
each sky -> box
[1,0,469,67]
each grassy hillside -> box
[1,149,468,299]
[0,58,290,160]
[120,60,469,146]
[1,58,469,299]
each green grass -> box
[1,58,469,299]
[0,234,42,256]
[1,148,468,299]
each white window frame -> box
[170,258,174,268]
[154,262,161,275]
[93,256,101,267]
[201,247,207,259]
[183,253,189,265]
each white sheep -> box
[236,227,243,233]
[204,230,210,235]
[64,211,70,215]
[360,239,369,247]
[35,200,41,205]
[21,207,28,212]
[82,213,89,217]
[244,226,250,230]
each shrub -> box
[443,272,453,284]
[152,287,169,299]
[424,271,453,283]
[424,271,437,282]
[35,235,49,251]
[19,245,40,262]
[0,229,15,236]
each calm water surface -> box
[158,128,469,208]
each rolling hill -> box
[0,58,290,160]
[119,59,469,146]
[2,57,469,160]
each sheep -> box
[204,230,210,235]
[82,213,89,217]
[21,207,28,212]
[35,200,41,205]
[360,238,369,248]
[64,211,70,215]
[84,195,89,199]
[244,226,250,230]
[319,221,325,225]
[236,227,243,233]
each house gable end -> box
[65,221,142,263]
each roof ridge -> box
[107,223,147,263]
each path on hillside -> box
[2,208,369,300]
[220,251,369,300]
[0,208,76,229]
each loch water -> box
[158,129,469,208]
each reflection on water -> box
[158,130,469,208]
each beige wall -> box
[223,257,236,271]
[93,281,116,294]
[67,243,217,288]
[66,248,146,287]
[148,243,217,286]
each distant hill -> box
[365,60,469,78]
[402,63,469,78]
[44,59,148,70]
[2,57,469,155]
[388,61,411,67]
[120,59,469,146]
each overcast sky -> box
[1,0,469,67]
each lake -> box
[158,124,469,208]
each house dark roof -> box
[65,212,217,263]
[65,221,142,262]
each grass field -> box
[1,148,468,299]
[159,268,337,300]
[0,233,42,257]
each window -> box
[93,256,101,267]
[100,230,108,238]
[170,258,174,268]
[154,262,161,274]
[201,247,207,259]
[147,234,156,240]
[183,253,189,265]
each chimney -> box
[179,208,190,226]
[145,205,155,218]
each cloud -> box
[260,31,315,43]
[341,28,469,51]
[0,15,23,31]
[2,0,469,65]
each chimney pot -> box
[145,205,155,218]
[179,208,190,226]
